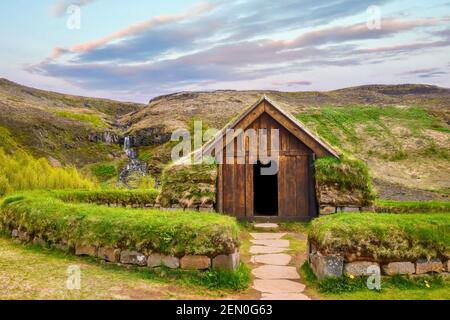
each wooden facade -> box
[206,97,339,220]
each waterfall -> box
[119,136,147,188]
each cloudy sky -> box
[0,0,449,102]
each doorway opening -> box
[253,160,278,216]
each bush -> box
[0,191,239,257]
[308,213,450,261]
[375,200,450,213]
[0,148,94,197]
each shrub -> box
[0,191,239,257]
[308,213,450,261]
[91,164,117,181]
[0,148,94,197]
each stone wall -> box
[309,246,449,279]
[10,228,239,271]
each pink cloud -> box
[52,2,218,58]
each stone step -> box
[251,253,292,266]
[250,232,286,240]
[252,265,300,280]
[253,279,305,294]
[261,293,311,300]
[250,239,290,248]
[254,223,279,230]
[249,246,288,254]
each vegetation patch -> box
[375,200,450,213]
[296,106,449,155]
[54,110,108,128]
[308,213,450,261]
[301,262,448,296]
[159,163,216,208]
[0,191,239,257]
[91,164,118,181]
[315,156,374,206]
[0,148,94,197]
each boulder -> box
[147,254,180,269]
[11,229,19,238]
[344,261,380,276]
[382,262,415,275]
[445,260,450,272]
[98,247,121,263]
[180,255,211,270]
[75,244,98,257]
[33,237,47,247]
[415,259,443,274]
[52,242,70,252]
[212,251,240,270]
[120,251,147,266]
[18,230,31,242]
[310,252,344,279]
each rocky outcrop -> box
[88,131,120,144]
[131,127,172,146]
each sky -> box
[0,0,449,102]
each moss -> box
[0,191,239,257]
[309,212,450,261]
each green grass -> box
[91,164,118,181]
[375,200,450,213]
[0,190,239,257]
[296,105,449,159]
[52,189,160,206]
[0,237,249,299]
[309,212,450,261]
[301,262,450,300]
[55,110,108,128]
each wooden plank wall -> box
[218,105,317,219]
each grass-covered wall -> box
[158,163,216,209]
[315,156,375,207]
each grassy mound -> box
[375,200,450,213]
[309,213,450,261]
[159,163,216,208]
[0,191,239,257]
[315,156,374,206]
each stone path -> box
[250,223,310,300]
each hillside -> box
[120,85,450,200]
[0,79,449,200]
[0,79,143,166]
